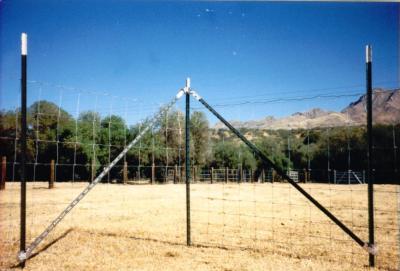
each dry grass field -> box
[0,182,399,271]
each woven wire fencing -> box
[0,80,399,270]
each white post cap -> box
[21,33,28,55]
[366,45,372,63]
[185,77,191,93]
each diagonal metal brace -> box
[18,89,185,262]
[189,89,370,250]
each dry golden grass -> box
[0,182,398,271]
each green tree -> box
[77,111,102,177]
[190,111,210,166]
[255,135,291,172]
[157,109,184,166]
[97,115,127,181]
[211,141,256,170]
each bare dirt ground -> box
[0,182,398,271]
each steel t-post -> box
[366,45,376,267]
[185,78,191,246]
[19,33,28,268]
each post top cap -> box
[21,33,28,55]
[366,45,372,63]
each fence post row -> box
[91,159,95,183]
[123,162,128,184]
[151,163,155,184]
[174,164,178,184]
[272,169,276,183]
[49,160,55,189]
[1,156,6,190]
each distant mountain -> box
[214,89,400,130]
[342,88,400,124]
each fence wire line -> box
[3,80,397,115]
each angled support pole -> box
[189,88,374,254]
[18,88,186,262]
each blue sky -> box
[1,1,398,125]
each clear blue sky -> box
[1,1,398,124]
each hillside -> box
[342,88,400,124]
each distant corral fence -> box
[3,155,395,187]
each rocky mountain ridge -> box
[214,89,400,130]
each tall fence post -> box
[19,33,28,266]
[151,163,155,184]
[366,44,375,267]
[164,166,167,183]
[272,169,276,183]
[348,169,351,184]
[225,167,228,183]
[261,169,265,183]
[123,162,128,184]
[174,164,178,184]
[363,170,365,184]
[1,156,6,190]
[185,78,191,246]
[49,160,55,189]
[237,165,239,183]
[193,166,197,182]
[333,170,336,184]
[91,159,95,183]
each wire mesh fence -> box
[0,79,399,270]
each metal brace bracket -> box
[18,251,27,262]
[363,243,378,255]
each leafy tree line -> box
[0,100,209,182]
[209,126,399,183]
[1,100,398,183]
